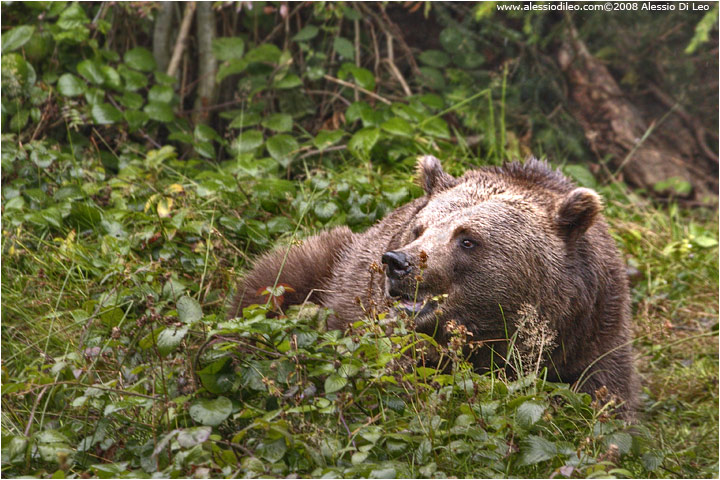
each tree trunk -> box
[558,22,716,200]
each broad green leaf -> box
[100,65,121,89]
[518,435,557,466]
[228,111,261,129]
[177,296,202,324]
[216,58,249,83]
[143,102,175,122]
[420,117,450,139]
[333,37,355,60]
[348,127,380,157]
[418,66,445,90]
[262,113,293,132]
[2,53,36,97]
[274,73,302,89]
[381,117,413,137]
[516,400,546,427]
[313,130,344,150]
[324,373,347,393]
[266,134,299,167]
[148,85,174,104]
[453,50,485,69]
[118,91,144,109]
[314,201,338,222]
[245,44,282,64]
[258,438,287,463]
[564,164,597,188]
[118,65,147,91]
[293,25,318,42]
[195,123,221,142]
[694,235,718,248]
[177,427,212,448]
[419,49,450,68]
[91,103,122,125]
[124,110,148,130]
[1,25,35,53]
[439,27,466,52]
[156,326,188,356]
[124,47,156,72]
[56,3,90,30]
[189,396,232,426]
[230,129,263,154]
[212,37,245,61]
[77,59,105,84]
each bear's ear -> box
[556,187,603,242]
[416,155,456,195]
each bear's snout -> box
[382,250,411,279]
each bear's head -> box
[381,155,604,347]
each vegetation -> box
[1,2,717,478]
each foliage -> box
[1,2,718,478]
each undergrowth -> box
[2,2,718,479]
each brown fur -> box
[230,156,638,418]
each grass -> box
[1,139,717,478]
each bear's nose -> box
[382,251,411,279]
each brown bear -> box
[230,156,638,417]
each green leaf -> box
[314,201,338,222]
[258,438,287,463]
[333,37,355,61]
[124,47,156,72]
[516,400,546,427]
[292,25,318,42]
[189,397,233,426]
[148,85,174,104]
[519,435,557,466]
[324,373,347,393]
[420,117,450,139]
[177,296,202,324]
[418,67,445,90]
[228,111,261,129]
[266,134,299,167]
[262,113,293,133]
[143,102,175,122]
[212,37,245,61]
[439,27,466,52]
[91,103,122,125]
[156,326,188,356]
[348,127,380,157]
[118,91,144,110]
[686,5,719,54]
[273,73,302,89]
[230,129,264,154]
[694,235,718,248]
[216,58,249,83]
[245,44,282,64]
[419,49,450,68]
[313,130,344,150]
[177,427,212,448]
[2,53,36,97]
[77,59,105,84]
[124,110,148,130]
[564,164,597,188]
[100,65,121,90]
[56,3,90,30]
[2,25,35,53]
[118,65,148,91]
[381,117,413,137]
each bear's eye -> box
[412,225,424,239]
[459,238,477,250]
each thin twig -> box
[297,144,347,160]
[167,2,197,77]
[384,36,412,97]
[323,75,392,105]
[24,385,49,436]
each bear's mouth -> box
[397,296,436,316]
